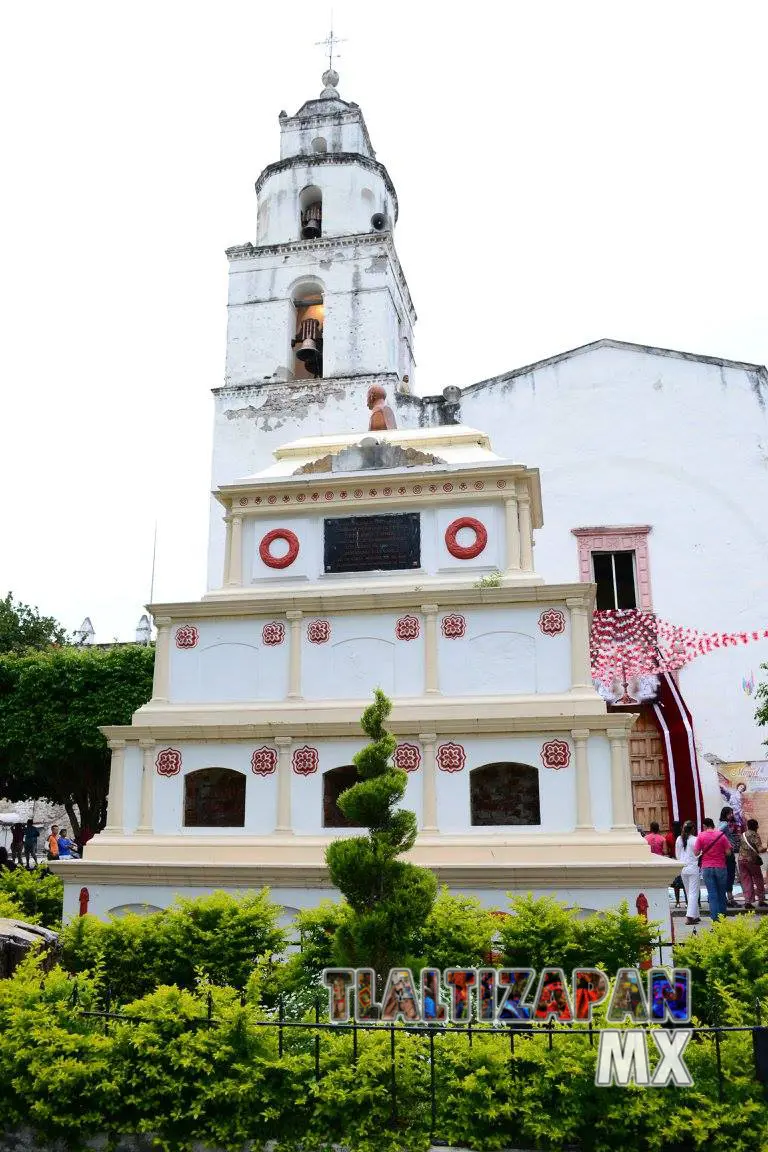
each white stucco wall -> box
[256,161,391,246]
[460,343,768,764]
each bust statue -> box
[367,384,396,431]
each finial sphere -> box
[322,68,339,89]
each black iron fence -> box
[73,978,768,1145]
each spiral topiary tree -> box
[325,689,437,980]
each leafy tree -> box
[756,662,768,746]
[0,645,154,838]
[417,888,498,971]
[0,591,67,654]
[325,689,437,980]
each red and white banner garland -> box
[591,610,768,693]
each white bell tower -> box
[209,67,418,588]
[223,68,416,389]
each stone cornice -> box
[225,232,415,322]
[213,462,544,528]
[212,372,398,400]
[53,857,678,890]
[254,153,398,220]
[149,580,593,619]
[101,693,633,743]
[280,103,376,161]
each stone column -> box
[566,598,593,690]
[222,516,232,586]
[422,604,440,695]
[571,729,592,831]
[420,733,438,832]
[504,496,521,574]
[518,494,534,572]
[607,728,634,829]
[226,513,244,586]
[286,611,303,699]
[152,617,172,703]
[103,740,126,834]
[275,737,293,834]
[137,739,155,835]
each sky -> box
[0,1,766,642]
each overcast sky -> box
[1,1,766,642]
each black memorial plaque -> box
[324,513,421,573]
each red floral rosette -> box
[441,613,466,639]
[262,622,285,646]
[395,615,420,641]
[155,748,182,777]
[538,609,566,636]
[292,746,319,776]
[393,743,421,772]
[175,625,199,649]
[251,747,277,776]
[436,742,466,773]
[307,619,331,644]
[540,740,571,770]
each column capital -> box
[108,739,127,752]
[565,597,588,610]
[517,491,531,505]
[420,603,439,615]
[606,727,629,741]
[286,610,304,621]
[154,616,172,628]
[275,736,293,747]
[138,738,156,750]
[571,728,591,741]
[223,514,233,524]
[418,732,437,742]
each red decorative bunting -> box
[590,609,768,690]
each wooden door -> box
[628,709,669,831]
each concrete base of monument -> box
[54,832,677,931]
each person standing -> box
[644,822,666,855]
[10,822,24,866]
[46,825,60,861]
[675,820,701,924]
[694,817,731,922]
[739,819,766,910]
[23,819,41,868]
[719,807,741,906]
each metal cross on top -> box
[316,23,346,72]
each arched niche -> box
[469,763,541,827]
[183,768,246,828]
[323,765,363,829]
[291,280,324,380]
[311,137,327,154]
[299,184,322,239]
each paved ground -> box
[667,880,767,942]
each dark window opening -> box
[184,768,246,828]
[470,763,541,826]
[323,765,363,828]
[593,551,637,610]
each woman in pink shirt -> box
[693,818,731,921]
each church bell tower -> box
[210,67,418,587]
[223,68,415,389]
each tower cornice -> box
[225,231,416,322]
[254,152,399,221]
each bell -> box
[301,217,321,239]
[295,337,318,364]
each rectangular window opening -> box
[592,550,637,610]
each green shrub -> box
[418,886,498,970]
[61,889,286,1001]
[498,894,657,973]
[674,914,768,1022]
[0,864,62,926]
[1,958,767,1152]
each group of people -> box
[4,819,80,870]
[644,808,766,923]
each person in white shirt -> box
[675,820,701,924]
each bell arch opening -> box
[311,137,327,154]
[323,765,364,828]
[291,281,324,379]
[183,768,246,828]
[299,184,322,240]
[469,763,541,826]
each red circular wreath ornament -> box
[259,529,300,570]
[445,517,488,560]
